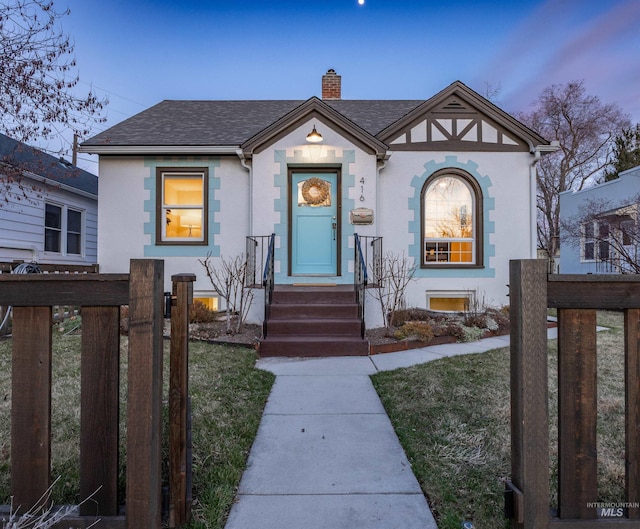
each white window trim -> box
[44,201,85,257]
[426,290,474,313]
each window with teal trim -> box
[421,169,483,267]
[156,168,208,245]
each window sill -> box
[420,264,484,269]
[155,240,208,247]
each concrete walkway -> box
[224,332,550,529]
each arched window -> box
[421,170,483,267]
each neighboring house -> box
[0,133,98,269]
[81,70,552,327]
[559,165,640,274]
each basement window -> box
[426,290,473,312]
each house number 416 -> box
[360,177,365,202]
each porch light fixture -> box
[306,125,323,143]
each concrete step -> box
[261,285,368,357]
[268,303,359,319]
[271,286,356,305]
[265,318,362,336]
[259,336,370,357]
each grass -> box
[0,330,274,529]
[372,310,626,529]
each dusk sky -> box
[64,0,640,174]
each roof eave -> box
[78,144,241,155]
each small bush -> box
[393,308,432,326]
[427,318,463,340]
[486,308,510,334]
[394,321,434,342]
[463,312,487,328]
[190,300,218,323]
[461,325,485,342]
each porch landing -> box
[259,285,369,357]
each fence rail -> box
[0,260,194,529]
[508,260,640,529]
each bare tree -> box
[198,253,254,334]
[517,81,630,271]
[0,0,107,199]
[369,251,416,330]
[561,194,640,274]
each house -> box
[0,133,98,270]
[559,165,640,274]
[81,70,551,334]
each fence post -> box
[11,306,53,512]
[80,305,121,516]
[126,260,164,529]
[626,308,640,519]
[169,273,195,528]
[509,259,549,529]
[557,308,597,518]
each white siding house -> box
[81,72,551,328]
[0,133,98,269]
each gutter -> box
[23,170,98,200]
[78,145,240,156]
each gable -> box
[378,81,548,153]
[240,97,389,160]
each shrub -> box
[393,308,432,326]
[461,325,485,342]
[190,300,218,323]
[394,321,434,342]
[486,307,510,334]
[463,312,487,329]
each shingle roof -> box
[0,133,98,195]
[82,99,425,147]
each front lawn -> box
[0,334,274,529]
[372,311,625,529]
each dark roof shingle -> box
[0,133,97,195]
[82,99,425,147]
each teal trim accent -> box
[408,156,495,278]
[143,157,221,257]
[273,149,356,284]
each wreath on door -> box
[301,177,330,205]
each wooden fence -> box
[0,260,195,529]
[508,259,640,528]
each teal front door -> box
[290,171,339,276]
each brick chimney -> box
[322,69,341,100]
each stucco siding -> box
[378,150,534,310]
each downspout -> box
[376,153,391,238]
[529,149,541,259]
[529,142,560,259]
[236,150,253,233]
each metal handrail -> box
[262,233,275,338]
[354,233,368,338]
